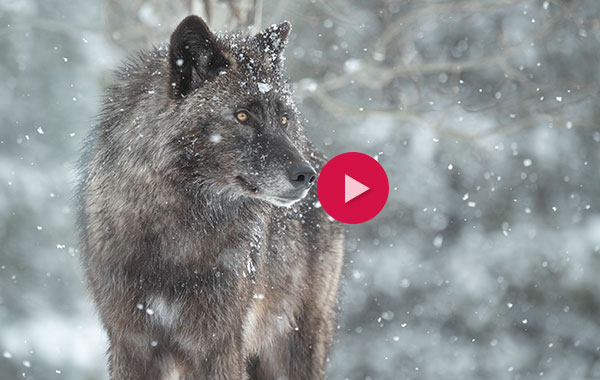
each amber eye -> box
[236,111,248,122]
[281,115,288,126]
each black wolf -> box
[77,15,344,380]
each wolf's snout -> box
[288,163,316,190]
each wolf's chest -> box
[241,228,309,355]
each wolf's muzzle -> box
[288,163,316,190]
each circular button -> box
[317,152,389,224]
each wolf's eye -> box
[235,111,249,122]
[281,115,288,126]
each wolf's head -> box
[166,16,315,207]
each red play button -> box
[317,152,389,224]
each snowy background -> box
[2,0,600,379]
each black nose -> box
[288,162,317,189]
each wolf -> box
[76,15,344,380]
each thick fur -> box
[77,15,344,380]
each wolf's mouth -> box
[235,176,259,193]
[264,193,307,208]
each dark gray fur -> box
[77,15,344,380]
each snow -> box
[209,133,222,143]
[343,59,361,73]
[257,82,272,93]
[138,3,159,26]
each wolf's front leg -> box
[106,269,249,379]
[185,329,246,379]
[170,270,249,380]
[108,320,246,380]
[287,305,336,380]
[108,339,164,380]
[247,304,336,380]
[108,335,245,380]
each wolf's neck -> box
[182,190,269,236]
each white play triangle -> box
[345,174,370,203]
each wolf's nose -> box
[288,163,317,190]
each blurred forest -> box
[1,0,600,379]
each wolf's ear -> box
[256,21,291,64]
[168,15,229,98]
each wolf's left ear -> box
[256,21,291,64]
[168,15,229,98]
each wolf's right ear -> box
[168,15,229,98]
